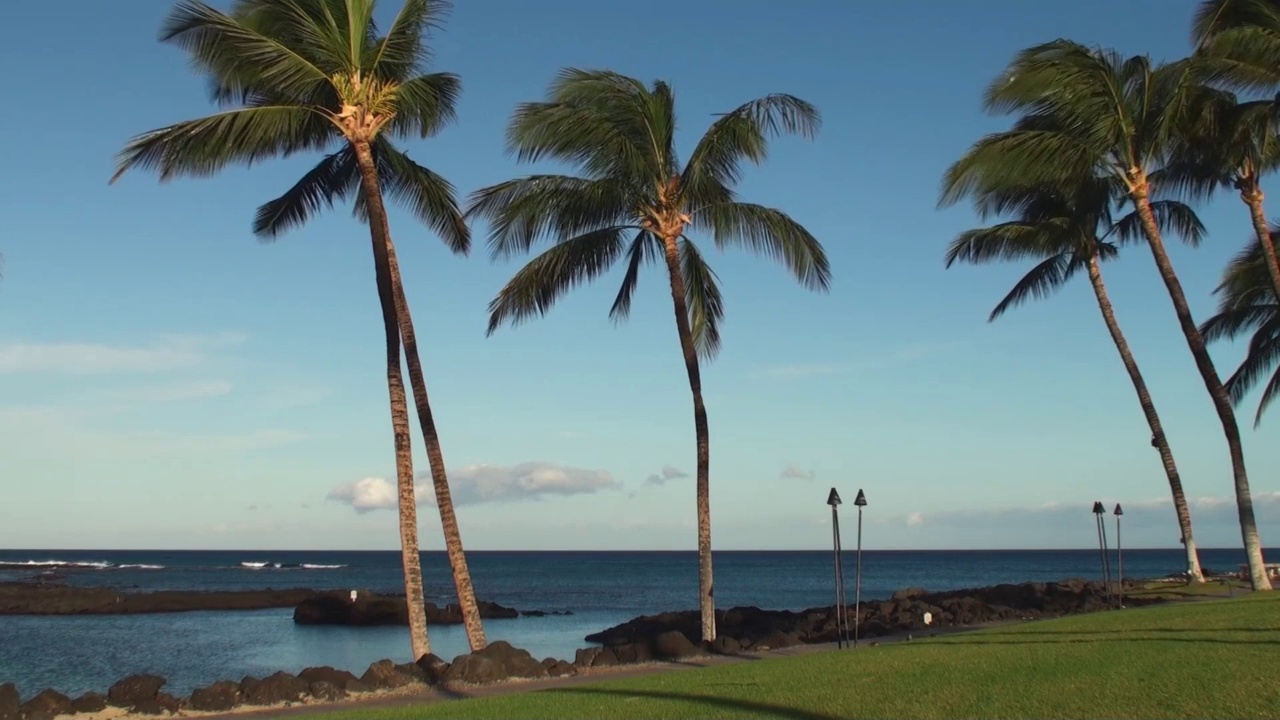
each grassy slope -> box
[329,593,1280,720]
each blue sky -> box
[1,0,1277,552]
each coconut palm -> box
[466,69,829,641]
[945,40,1272,590]
[942,174,1207,582]
[110,0,488,657]
[1189,1,1280,334]
[1202,233,1280,425]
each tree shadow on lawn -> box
[941,636,1280,647]
[549,687,844,720]
[956,627,1280,639]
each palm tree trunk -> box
[1241,186,1280,305]
[660,235,716,643]
[1132,184,1272,591]
[351,139,433,659]
[1084,255,1204,583]
[383,238,487,652]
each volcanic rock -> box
[243,671,309,705]
[414,654,450,685]
[298,666,366,692]
[18,690,71,720]
[70,692,108,714]
[360,660,420,689]
[0,683,18,720]
[188,681,242,712]
[108,674,166,707]
[443,642,549,685]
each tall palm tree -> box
[942,175,1207,582]
[945,40,1273,590]
[1190,0,1280,338]
[1202,233,1280,426]
[466,70,829,642]
[110,0,488,657]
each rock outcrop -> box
[0,581,319,616]
[585,579,1151,650]
[293,592,532,626]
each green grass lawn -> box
[328,592,1280,719]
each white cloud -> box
[645,465,688,486]
[448,462,619,504]
[327,477,411,514]
[906,512,925,528]
[327,462,620,513]
[0,333,244,375]
[88,380,234,406]
[781,464,816,481]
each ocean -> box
[0,547,1262,698]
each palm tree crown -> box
[466,69,830,356]
[944,175,1203,320]
[112,0,468,250]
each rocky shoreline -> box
[0,578,1159,719]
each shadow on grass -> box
[943,637,1280,647]
[956,627,1280,638]
[550,687,842,720]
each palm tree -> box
[466,70,829,642]
[946,40,1273,590]
[942,175,1207,582]
[110,0,488,657]
[1190,0,1280,337]
[1202,233,1280,426]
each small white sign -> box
[350,590,358,602]
[923,611,933,626]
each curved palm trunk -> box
[1085,255,1204,583]
[383,240,487,652]
[352,139,432,659]
[660,235,716,643]
[1241,186,1280,304]
[1133,185,1272,591]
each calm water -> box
[0,548,1262,697]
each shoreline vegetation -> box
[0,576,1249,720]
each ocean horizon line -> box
[2,547,1269,554]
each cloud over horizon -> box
[327,461,620,513]
[645,465,688,486]
[0,333,245,375]
[781,464,816,481]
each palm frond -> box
[353,139,468,255]
[111,105,329,183]
[695,202,830,291]
[253,146,358,237]
[506,69,665,183]
[1111,200,1206,247]
[680,94,820,206]
[989,252,1080,322]
[386,72,461,139]
[1221,321,1280,409]
[161,0,332,101]
[486,226,630,334]
[370,0,446,79]
[1214,237,1277,309]
[1193,0,1280,91]
[1201,304,1277,341]
[679,239,726,360]
[938,130,1098,209]
[944,222,1070,268]
[609,231,661,323]
[465,175,632,260]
